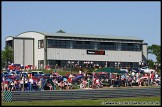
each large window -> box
[121,43,142,51]
[47,60,62,68]
[47,39,70,48]
[46,39,142,51]
[72,41,94,49]
[97,42,116,50]
[47,39,94,49]
[6,40,13,48]
[38,40,44,49]
[107,42,116,50]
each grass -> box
[29,69,72,75]
[2,96,160,106]
[29,67,95,75]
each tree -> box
[1,50,6,69]
[147,59,154,69]
[1,45,14,68]
[148,44,161,63]
[56,29,66,33]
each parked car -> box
[8,64,21,71]
[120,67,128,73]
[140,66,155,73]
[25,65,34,70]
[31,71,45,76]
[42,74,51,79]
[129,68,142,73]
[2,71,9,76]
[22,72,28,77]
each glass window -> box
[122,43,142,51]
[47,39,70,48]
[38,60,44,69]
[38,40,44,49]
[46,39,142,51]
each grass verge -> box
[2,96,160,106]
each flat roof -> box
[41,32,143,41]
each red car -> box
[25,65,35,70]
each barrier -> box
[3,91,12,102]
[2,87,160,102]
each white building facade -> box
[5,31,148,69]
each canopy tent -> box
[91,67,126,88]
[95,67,126,74]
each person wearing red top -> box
[25,66,28,70]
[141,73,148,86]
[150,71,155,85]
[46,65,49,70]
[3,81,9,91]
[8,65,12,70]
[67,77,72,83]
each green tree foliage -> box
[147,59,154,69]
[148,44,161,63]
[56,29,66,33]
[1,50,6,69]
[1,45,13,68]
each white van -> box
[140,66,155,73]
[120,67,129,73]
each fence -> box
[2,87,160,102]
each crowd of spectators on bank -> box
[1,65,161,91]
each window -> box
[38,60,44,69]
[6,40,13,48]
[71,41,94,49]
[46,39,142,51]
[120,43,142,51]
[47,39,70,48]
[38,40,44,49]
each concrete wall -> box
[142,43,148,64]
[17,32,45,68]
[24,39,34,65]
[13,39,34,66]
[47,48,142,62]
[14,39,23,64]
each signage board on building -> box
[87,50,105,55]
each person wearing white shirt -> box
[79,70,82,74]
[132,71,135,76]
[29,78,33,91]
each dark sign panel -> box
[87,50,105,55]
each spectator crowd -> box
[1,66,161,92]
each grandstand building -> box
[5,31,148,69]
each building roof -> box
[5,36,13,41]
[41,32,143,41]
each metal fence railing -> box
[2,87,160,102]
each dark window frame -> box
[38,40,44,49]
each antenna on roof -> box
[56,29,66,33]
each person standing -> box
[29,77,33,91]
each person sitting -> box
[58,81,64,90]
[47,83,53,90]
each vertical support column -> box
[44,37,47,69]
[70,41,73,49]
[23,39,25,66]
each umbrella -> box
[5,78,13,82]
[73,75,83,81]
[95,67,126,74]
